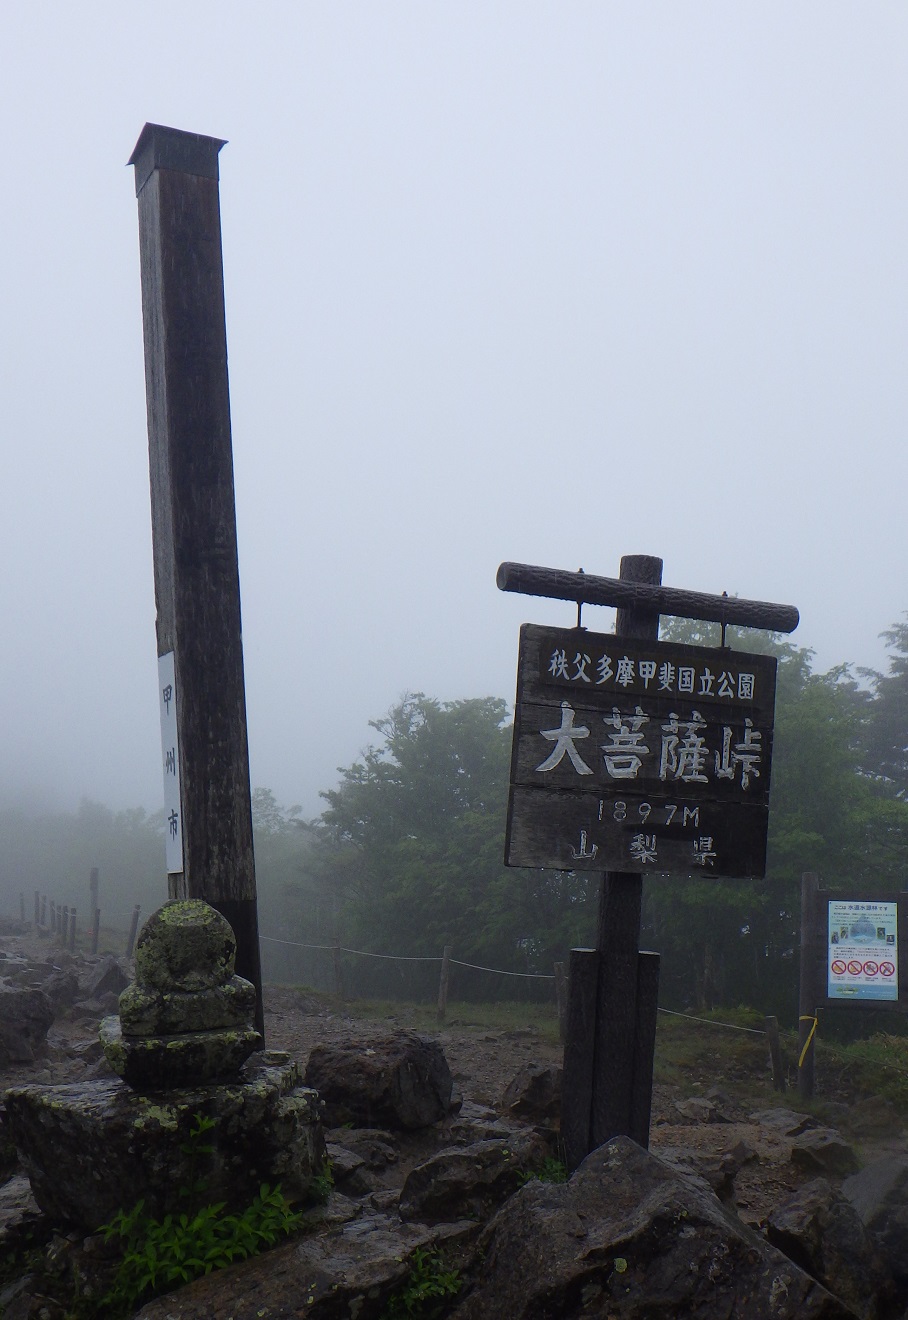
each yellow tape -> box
[798,1014,818,1068]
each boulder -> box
[501,1062,561,1123]
[750,1107,821,1137]
[843,1156,908,1281]
[327,1127,400,1170]
[40,969,79,1012]
[0,987,54,1065]
[133,1213,478,1319]
[657,1144,752,1202]
[399,1131,553,1224]
[790,1128,859,1176]
[3,1052,325,1229]
[448,1137,856,1319]
[674,1096,730,1123]
[79,955,130,1003]
[304,1032,453,1129]
[766,1178,893,1320]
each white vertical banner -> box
[158,651,184,874]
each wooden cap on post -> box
[128,123,227,195]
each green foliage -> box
[295,693,593,988]
[381,1248,461,1319]
[821,1032,908,1111]
[309,1161,335,1205]
[100,1183,302,1313]
[518,1157,568,1185]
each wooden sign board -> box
[506,624,778,878]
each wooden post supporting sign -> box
[590,555,662,1152]
[129,123,264,1036]
[500,552,798,1169]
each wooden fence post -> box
[437,946,452,1024]
[126,905,141,958]
[40,895,47,927]
[91,908,101,956]
[764,1015,786,1092]
[68,908,77,953]
[798,872,821,1100]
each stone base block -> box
[99,1014,260,1089]
[3,1052,326,1230]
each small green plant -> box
[381,1247,461,1319]
[518,1157,568,1186]
[310,1160,335,1205]
[100,1182,302,1313]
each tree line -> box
[5,618,908,1022]
[282,617,908,1019]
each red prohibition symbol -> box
[847,960,863,976]
[880,961,896,977]
[831,959,847,975]
[863,961,880,977]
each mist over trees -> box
[4,619,908,1023]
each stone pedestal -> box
[4,1053,325,1230]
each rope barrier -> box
[450,958,554,980]
[261,935,784,1025]
[260,934,554,977]
[656,1006,766,1035]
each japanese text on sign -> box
[158,651,184,875]
[506,625,778,879]
[535,700,762,791]
[546,646,758,703]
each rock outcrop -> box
[304,1031,454,1129]
[449,1137,856,1319]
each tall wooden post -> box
[129,123,263,1036]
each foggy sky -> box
[2,4,907,820]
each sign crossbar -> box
[497,562,799,635]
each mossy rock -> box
[135,900,236,992]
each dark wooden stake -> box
[129,123,263,1037]
[40,895,47,928]
[764,1015,786,1092]
[91,907,101,957]
[561,949,599,1170]
[126,904,142,959]
[89,868,99,916]
[437,945,452,1023]
[798,872,821,1100]
[629,950,661,1146]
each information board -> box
[505,624,777,877]
[827,899,899,1002]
